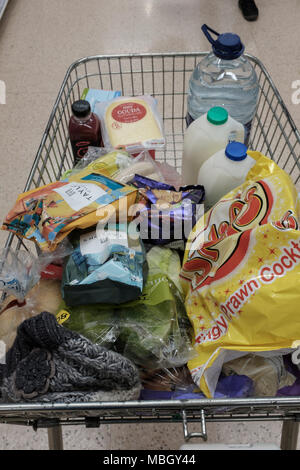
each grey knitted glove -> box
[0,312,141,403]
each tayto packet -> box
[180,150,300,398]
[2,162,138,252]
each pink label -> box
[111,102,147,123]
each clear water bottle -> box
[187,24,259,145]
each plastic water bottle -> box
[197,141,256,210]
[182,106,244,185]
[187,24,259,145]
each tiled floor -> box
[0,0,300,450]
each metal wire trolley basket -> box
[1,52,300,450]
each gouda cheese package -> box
[180,151,300,398]
[2,160,138,252]
[95,95,165,154]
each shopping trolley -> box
[1,52,300,450]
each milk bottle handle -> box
[201,24,220,46]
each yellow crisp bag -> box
[180,151,300,398]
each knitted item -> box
[0,312,141,403]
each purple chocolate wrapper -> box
[130,174,205,245]
[139,374,254,401]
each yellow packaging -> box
[180,151,300,398]
[95,95,165,154]
[2,161,138,252]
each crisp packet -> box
[180,151,300,398]
[130,175,205,247]
[95,95,166,154]
[2,157,138,251]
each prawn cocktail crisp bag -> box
[180,151,300,398]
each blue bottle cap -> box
[225,141,248,161]
[202,24,245,60]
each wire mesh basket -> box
[1,52,300,449]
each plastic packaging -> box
[197,141,256,210]
[130,176,205,247]
[56,304,120,349]
[187,24,259,145]
[277,354,300,397]
[2,161,138,251]
[117,247,194,370]
[140,368,253,400]
[61,148,134,181]
[0,279,62,352]
[80,88,121,112]
[59,246,194,371]
[61,224,148,306]
[222,354,296,397]
[0,242,72,301]
[155,162,183,190]
[0,250,41,301]
[140,366,194,394]
[173,374,253,400]
[95,95,166,154]
[180,150,300,398]
[113,150,164,184]
[182,107,245,185]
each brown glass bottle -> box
[69,100,101,165]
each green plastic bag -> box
[58,247,193,370]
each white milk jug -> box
[182,106,244,185]
[197,141,256,210]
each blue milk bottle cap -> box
[202,24,245,60]
[225,141,248,161]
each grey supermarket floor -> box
[0,0,300,450]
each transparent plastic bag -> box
[59,247,195,371]
[222,353,296,397]
[0,241,73,301]
[0,278,62,352]
[116,247,195,370]
[140,366,194,392]
[0,249,42,301]
[61,147,133,180]
[155,161,183,190]
[56,304,120,350]
[113,150,164,184]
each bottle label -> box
[71,139,100,164]
[111,102,147,124]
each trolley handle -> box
[181,409,207,442]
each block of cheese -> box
[95,95,165,153]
